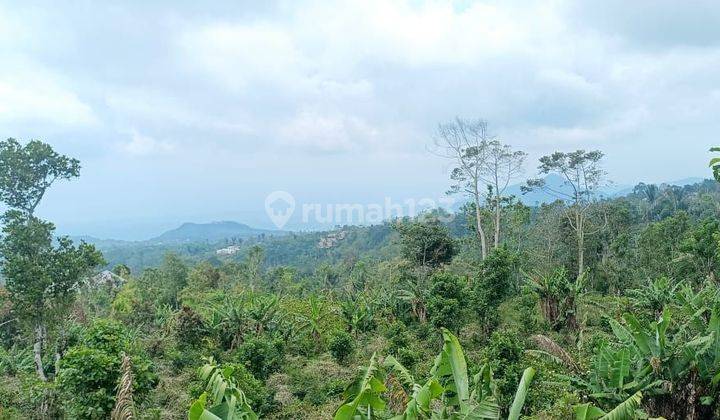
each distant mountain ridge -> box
[508,174,709,205]
[70,177,711,245]
[150,221,282,243]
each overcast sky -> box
[2,0,719,239]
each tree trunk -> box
[494,195,501,248]
[576,213,585,277]
[474,194,487,260]
[34,324,47,381]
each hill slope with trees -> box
[1,131,719,419]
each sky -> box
[1,0,719,239]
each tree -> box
[0,139,99,382]
[294,295,331,348]
[395,218,455,268]
[483,141,527,248]
[435,118,491,259]
[0,211,103,381]
[523,267,585,330]
[524,150,606,276]
[709,146,720,182]
[436,119,526,257]
[633,182,660,222]
[235,336,284,380]
[0,138,80,215]
[159,253,188,308]
[329,330,355,364]
[679,218,720,282]
[245,245,265,288]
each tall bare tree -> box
[435,118,525,259]
[482,140,527,248]
[436,118,490,259]
[524,150,606,276]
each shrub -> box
[481,328,525,408]
[56,320,157,419]
[225,362,276,415]
[235,336,284,380]
[328,330,354,364]
[174,305,206,347]
[427,272,468,332]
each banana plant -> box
[294,294,331,346]
[341,296,376,334]
[246,294,280,334]
[335,352,387,420]
[574,391,643,420]
[523,267,585,330]
[579,302,720,417]
[335,328,535,420]
[188,358,258,420]
[209,298,250,350]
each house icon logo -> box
[265,191,295,229]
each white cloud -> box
[105,88,253,133]
[0,57,95,126]
[177,22,307,91]
[4,0,720,235]
[278,110,378,154]
[122,130,174,156]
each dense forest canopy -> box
[1,135,719,420]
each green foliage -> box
[0,138,80,214]
[56,320,156,419]
[335,329,535,419]
[0,211,104,326]
[334,353,386,420]
[0,346,34,376]
[174,305,207,348]
[576,291,720,418]
[473,246,518,329]
[481,328,526,410]
[679,217,720,281]
[395,217,456,268]
[524,267,584,330]
[7,140,720,419]
[224,363,275,415]
[189,359,258,420]
[235,336,284,380]
[709,146,720,182]
[574,391,643,420]
[329,330,355,364]
[426,272,468,332]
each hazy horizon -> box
[3,1,720,239]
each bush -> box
[328,331,354,364]
[173,305,206,347]
[235,336,284,380]
[226,362,276,415]
[427,272,468,332]
[286,358,350,406]
[56,320,157,419]
[473,247,517,333]
[480,328,525,408]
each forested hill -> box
[150,221,283,243]
[95,178,718,274]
